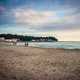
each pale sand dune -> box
[0,46,80,80]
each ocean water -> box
[2,41,80,49]
[28,41,80,49]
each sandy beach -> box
[0,43,80,80]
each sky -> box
[0,0,80,41]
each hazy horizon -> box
[0,0,80,41]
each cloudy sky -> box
[0,0,80,41]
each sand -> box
[0,44,80,80]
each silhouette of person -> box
[25,42,28,47]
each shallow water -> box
[28,41,80,49]
[1,41,80,49]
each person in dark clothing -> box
[25,42,28,47]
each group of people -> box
[25,42,29,47]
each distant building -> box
[5,39,18,42]
[32,37,55,42]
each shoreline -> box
[0,41,80,50]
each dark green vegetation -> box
[0,34,58,42]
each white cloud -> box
[14,9,62,26]
[13,8,80,25]
[11,8,80,31]
[64,13,80,24]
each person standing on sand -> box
[25,41,28,47]
[27,42,28,47]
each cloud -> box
[0,0,80,31]
[0,10,15,25]
[65,0,80,8]
[0,6,6,14]
[14,9,61,26]
[12,8,80,31]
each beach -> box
[0,43,80,80]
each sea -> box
[17,41,80,49]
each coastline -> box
[0,41,80,50]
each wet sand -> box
[0,44,80,80]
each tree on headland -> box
[0,34,58,43]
